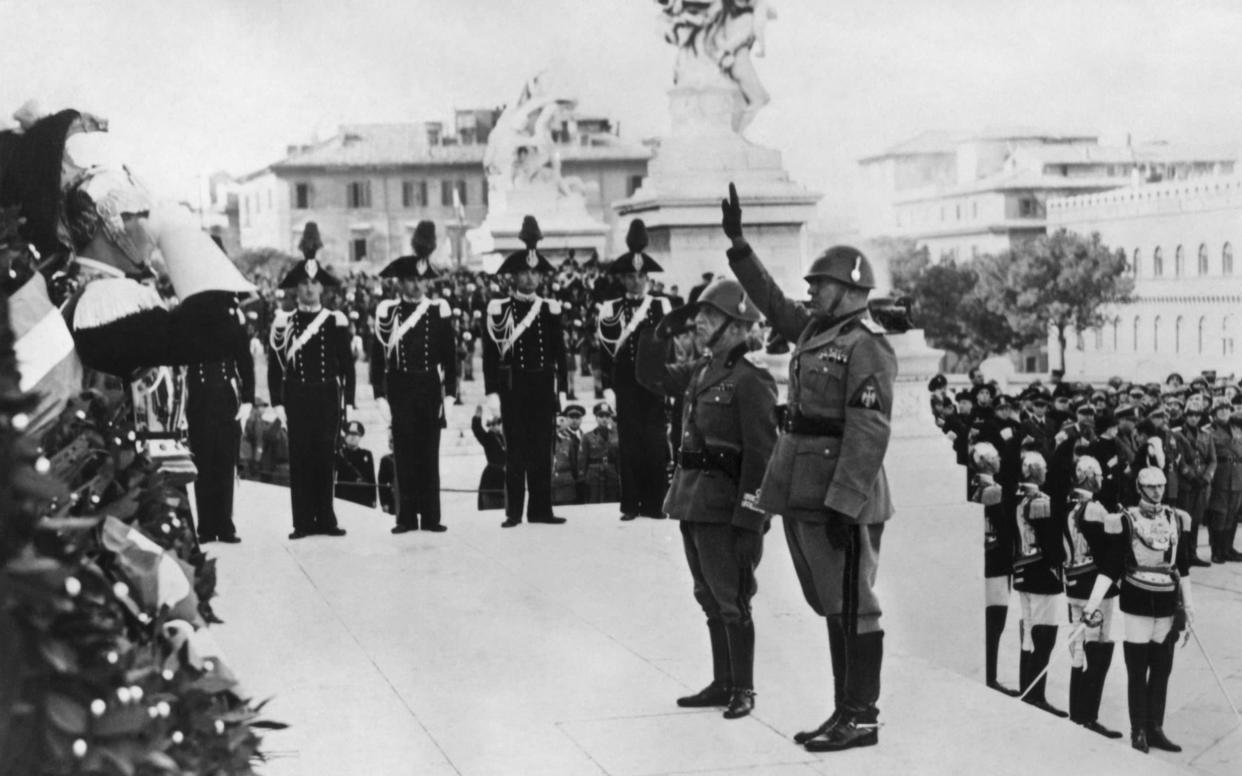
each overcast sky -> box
[3,0,1240,221]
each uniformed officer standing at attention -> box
[334,420,378,508]
[636,278,778,720]
[371,221,456,533]
[483,215,569,528]
[186,298,254,544]
[597,219,672,521]
[269,223,355,540]
[721,184,897,753]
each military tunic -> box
[334,446,377,508]
[269,306,355,534]
[552,427,582,505]
[578,425,621,503]
[482,293,567,521]
[598,293,672,516]
[371,296,457,530]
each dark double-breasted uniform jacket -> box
[729,249,897,525]
[636,331,777,533]
[597,294,671,390]
[268,307,355,407]
[370,295,457,529]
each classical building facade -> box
[1047,177,1242,381]
[237,109,650,270]
[857,128,1235,260]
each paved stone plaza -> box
[206,364,1241,775]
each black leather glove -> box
[733,526,763,568]
[720,182,743,240]
[825,509,853,551]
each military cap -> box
[497,215,555,274]
[804,245,876,289]
[1075,403,1096,417]
[379,254,440,281]
[564,404,586,418]
[995,394,1017,409]
[1213,400,1235,414]
[593,401,615,417]
[1031,395,1050,408]
[279,257,340,289]
[1146,406,1167,420]
[344,420,365,436]
[608,219,663,275]
[928,374,948,391]
[955,389,974,402]
[1113,404,1139,421]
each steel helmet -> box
[805,245,876,290]
[697,278,761,323]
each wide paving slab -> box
[208,433,1239,775]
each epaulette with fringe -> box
[72,278,163,331]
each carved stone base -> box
[468,184,609,259]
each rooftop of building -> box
[859,126,1102,163]
[893,167,1127,203]
[1048,173,1242,215]
[1012,141,1239,166]
[257,121,650,174]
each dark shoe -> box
[322,527,347,537]
[1131,729,1149,753]
[1146,726,1181,752]
[794,714,840,745]
[289,530,310,540]
[198,534,216,543]
[423,524,448,533]
[529,515,567,524]
[804,713,879,752]
[1212,553,1226,564]
[619,513,638,521]
[987,680,1020,697]
[1225,549,1242,562]
[1079,720,1123,739]
[1190,556,1212,568]
[676,682,732,708]
[217,535,241,544]
[723,689,755,719]
[501,518,522,528]
[391,525,415,534]
[1023,697,1069,718]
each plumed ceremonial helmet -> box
[497,215,555,274]
[298,222,323,259]
[608,219,663,275]
[696,278,760,323]
[804,245,876,289]
[1021,451,1047,484]
[411,220,437,258]
[970,442,1001,475]
[1137,466,1167,502]
[1074,455,1103,493]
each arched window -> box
[1175,316,1184,353]
[1153,316,1161,352]
[1133,316,1141,352]
[1225,243,1234,275]
[1112,317,1120,351]
[1174,245,1184,277]
[1198,243,1209,275]
[1132,247,1142,277]
[1199,317,1207,354]
[1094,326,1103,350]
[1153,247,1164,277]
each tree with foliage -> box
[979,229,1132,370]
[231,248,295,285]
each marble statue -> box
[656,0,777,134]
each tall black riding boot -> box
[723,621,755,719]
[1146,640,1181,752]
[795,616,847,743]
[1124,641,1151,752]
[1023,625,1068,717]
[678,619,732,707]
[1210,528,1226,563]
[1068,662,1086,723]
[986,605,1018,696]
[805,630,883,752]
[1078,641,1123,738]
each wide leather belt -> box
[678,448,741,479]
[782,414,844,437]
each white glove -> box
[235,402,252,423]
[486,393,501,416]
[558,391,568,408]
[274,405,287,426]
[378,399,391,424]
[1081,574,1114,626]
[1181,579,1195,630]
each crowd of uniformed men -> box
[186,184,900,754]
[933,363,1240,753]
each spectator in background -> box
[579,402,621,503]
[471,404,507,511]
[378,431,398,515]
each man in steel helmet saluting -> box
[720,183,897,753]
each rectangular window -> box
[481,179,489,206]
[347,181,372,209]
[243,195,250,226]
[402,181,416,208]
[441,180,453,206]
[455,180,468,206]
[294,183,311,209]
[352,237,367,262]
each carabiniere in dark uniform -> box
[372,220,457,533]
[269,223,355,539]
[186,301,255,543]
[483,215,568,528]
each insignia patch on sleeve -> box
[848,376,885,412]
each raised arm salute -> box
[721,183,897,754]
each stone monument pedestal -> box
[614,84,819,294]
[468,187,609,261]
